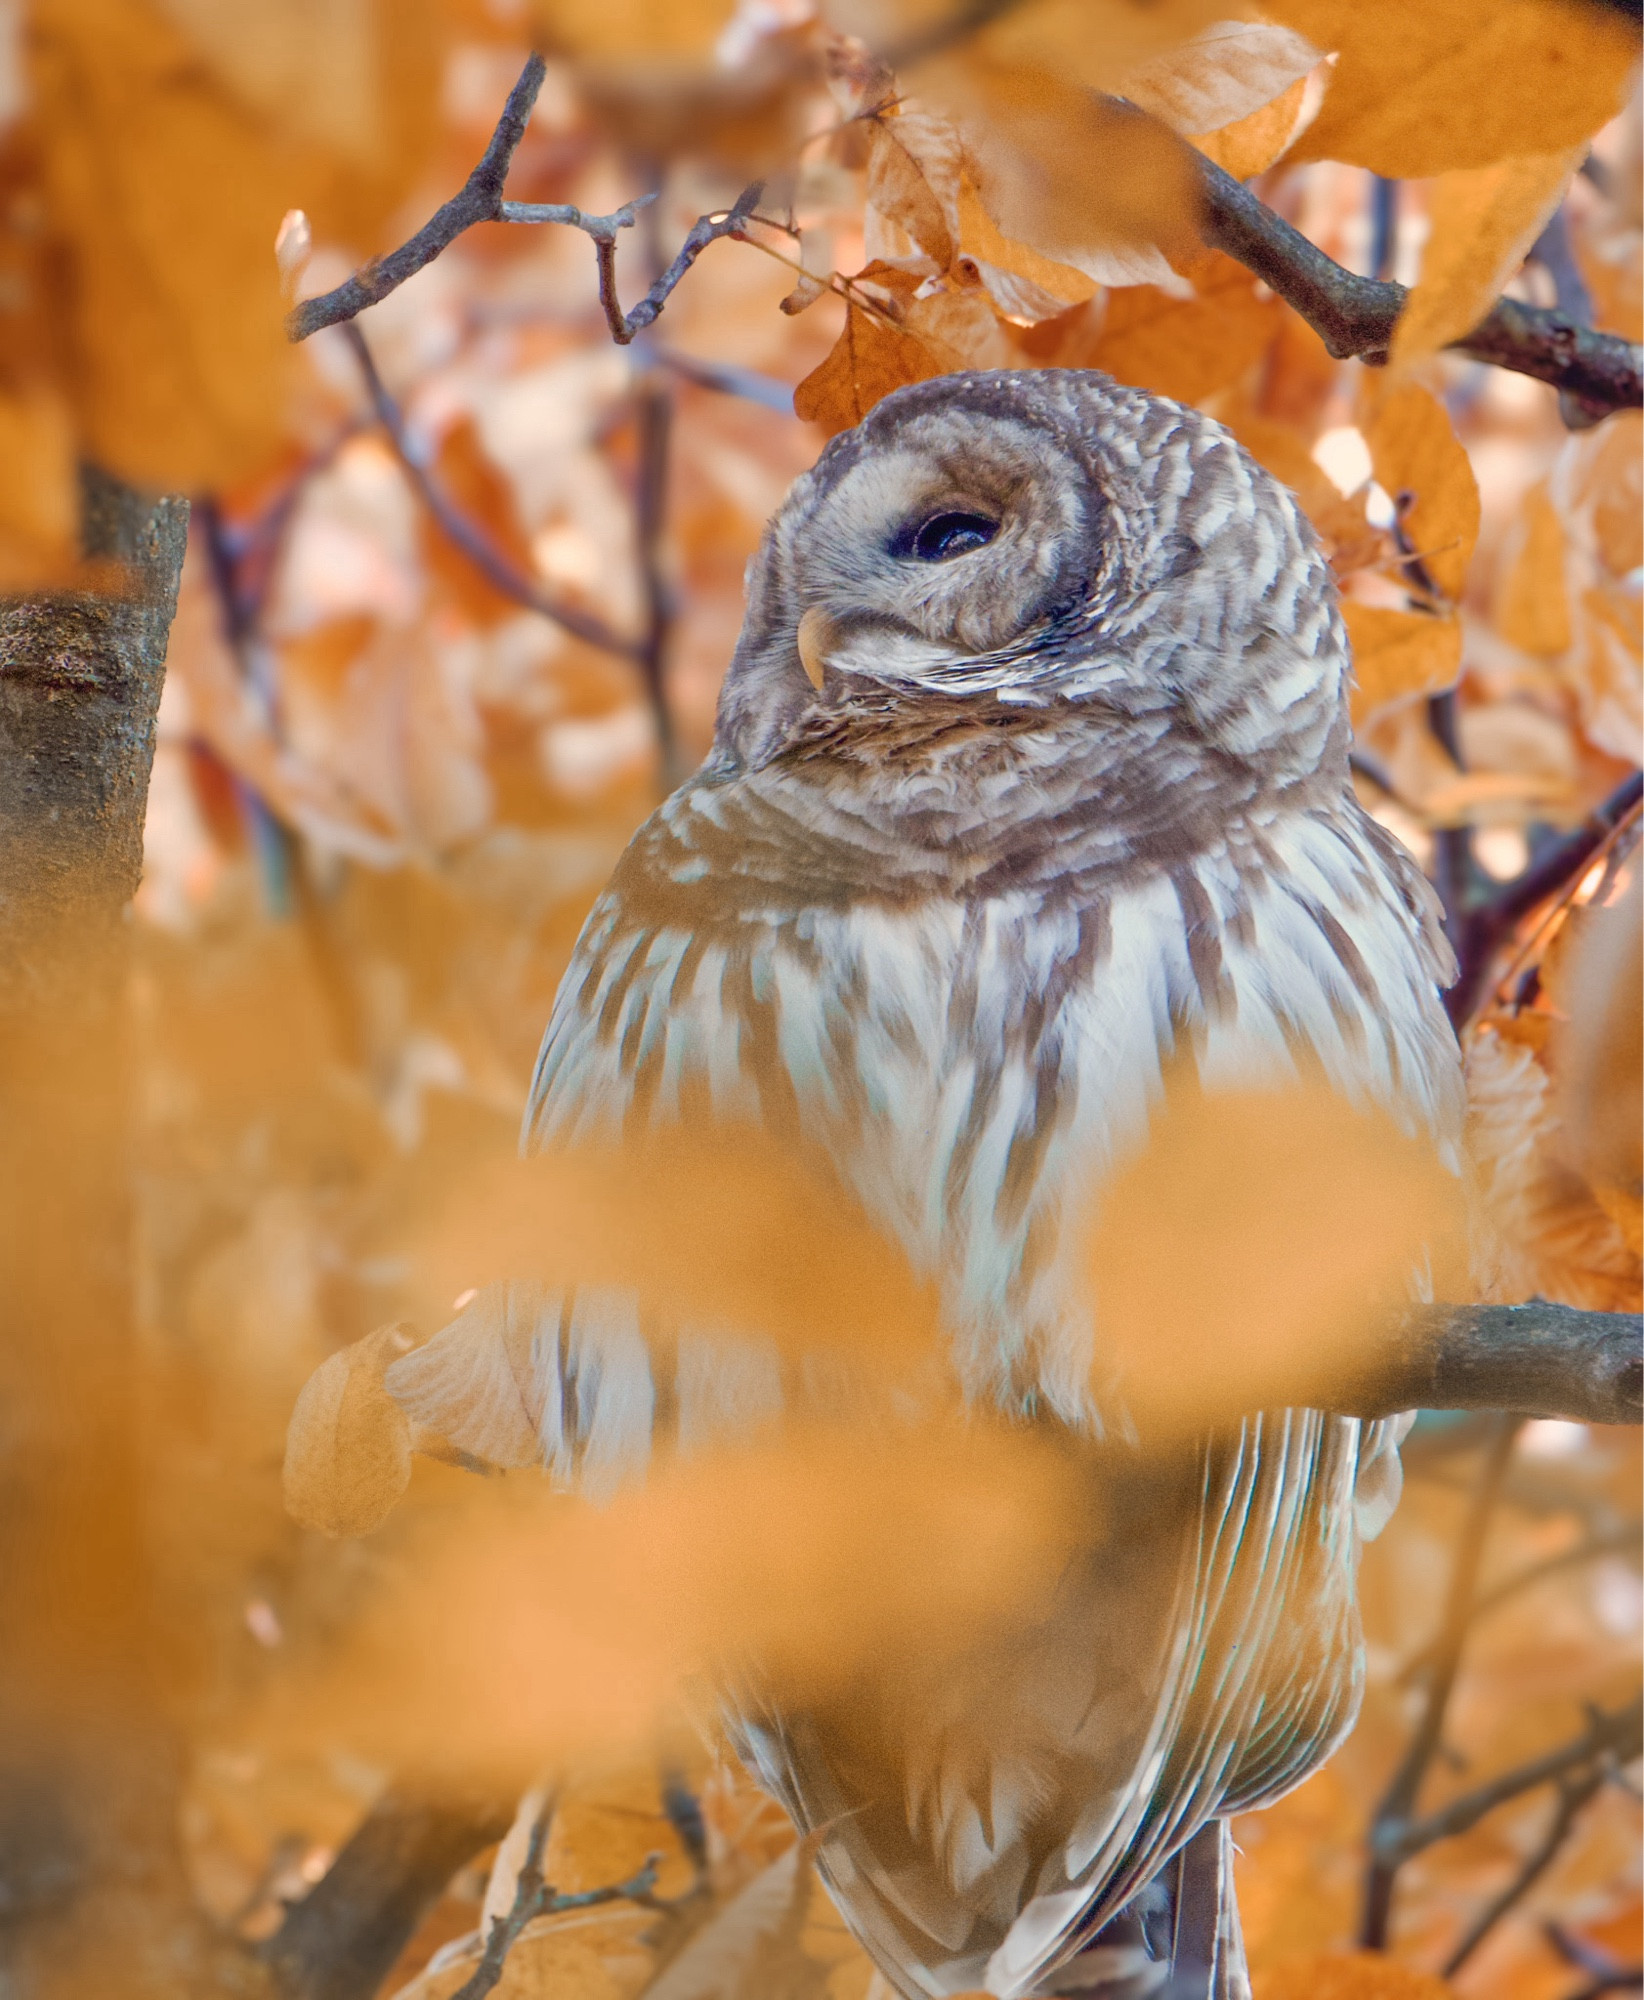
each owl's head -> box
[712,370,1350,788]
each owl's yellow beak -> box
[796,605,834,691]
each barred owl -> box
[391,371,1463,1997]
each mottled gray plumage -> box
[389,370,1464,1998]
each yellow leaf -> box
[273,1422,1081,1781]
[793,303,942,436]
[282,1323,417,1538]
[900,287,1014,370]
[1356,379,1480,604]
[1119,19,1320,136]
[1270,0,1637,177]
[1343,601,1462,719]
[1494,480,1572,658]
[1392,148,1585,364]
[1192,72,1312,181]
[1085,1075,1461,1435]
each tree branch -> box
[288,55,549,341]
[1338,1303,1644,1428]
[343,322,641,661]
[264,1788,515,2000]
[1196,153,1643,419]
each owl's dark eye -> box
[904,511,999,563]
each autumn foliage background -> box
[0,2,1638,1997]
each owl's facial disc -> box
[787,412,1095,687]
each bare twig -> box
[449,1793,664,2000]
[1449,770,1643,1025]
[1399,1523,1644,1684]
[1196,152,1643,418]
[633,372,678,774]
[1378,1694,1643,1865]
[1548,1919,1644,1999]
[1362,1417,1523,1948]
[555,182,766,346]
[289,55,549,341]
[1442,1760,1610,1975]
[290,49,763,357]
[343,321,640,661]
[1338,1303,1643,1429]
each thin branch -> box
[342,321,640,661]
[1196,152,1643,418]
[1442,1761,1609,1976]
[1399,1523,1644,1683]
[633,372,677,774]
[1337,1302,1643,1429]
[582,183,766,346]
[1548,1919,1644,2000]
[1379,1695,1643,1865]
[289,54,549,341]
[1362,1416,1523,1947]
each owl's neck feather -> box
[678,693,1352,902]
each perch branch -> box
[1195,153,1643,419]
[289,54,549,341]
[343,322,641,661]
[1338,1302,1643,1428]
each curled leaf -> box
[283,1323,418,1537]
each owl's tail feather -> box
[1036,1821,1249,2000]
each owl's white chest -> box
[529,804,1460,1423]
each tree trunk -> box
[0,472,265,1997]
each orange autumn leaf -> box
[794,302,942,435]
[1081,249,1280,404]
[1392,148,1585,365]
[1271,0,1636,178]
[1193,73,1314,181]
[1255,1953,1455,2000]
[1356,379,1480,605]
[1343,602,1463,721]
